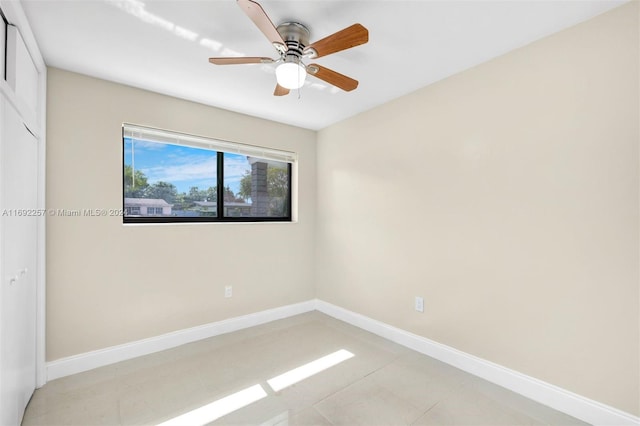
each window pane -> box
[124,138,217,218]
[225,153,290,218]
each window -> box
[122,124,295,223]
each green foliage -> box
[144,181,178,204]
[206,187,216,202]
[267,167,289,199]
[124,165,149,198]
[224,185,242,202]
[185,186,208,203]
[182,185,240,203]
[239,171,252,201]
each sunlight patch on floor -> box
[267,349,355,392]
[156,384,267,426]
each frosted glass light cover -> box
[276,62,307,89]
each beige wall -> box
[46,68,316,361]
[317,2,639,416]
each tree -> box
[144,181,178,204]
[185,186,207,203]
[266,167,289,199]
[205,186,216,202]
[200,185,241,202]
[224,185,241,202]
[173,192,187,209]
[239,171,252,201]
[124,165,149,198]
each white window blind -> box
[122,123,297,164]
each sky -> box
[124,138,250,194]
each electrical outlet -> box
[224,285,232,298]
[414,296,424,313]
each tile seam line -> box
[310,352,403,411]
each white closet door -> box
[0,97,38,426]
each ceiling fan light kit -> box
[276,60,307,90]
[209,0,369,96]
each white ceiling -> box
[21,0,626,130]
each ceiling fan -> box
[209,0,369,96]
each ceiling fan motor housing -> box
[277,22,310,64]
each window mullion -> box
[217,151,224,219]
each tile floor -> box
[22,312,587,425]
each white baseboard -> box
[315,299,639,426]
[46,300,316,381]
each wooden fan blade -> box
[209,57,273,65]
[304,23,368,59]
[237,0,287,52]
[307,64,359,92]
[274,84,290,96]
